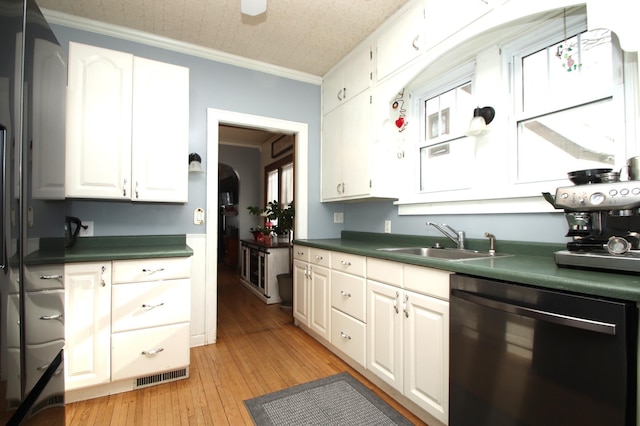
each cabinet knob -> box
[340,260,351,266]
[340,290,351,298]
[340,331,351,340]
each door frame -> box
[205,108,308,343]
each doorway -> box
[204,109,309,344]
[218,163,239,266]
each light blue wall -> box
[342,201,569,244]
[50,23,335,238]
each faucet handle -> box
[484,232,496,255]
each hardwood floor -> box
[65,265,427,425]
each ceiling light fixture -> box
[241,0,267,16]
[465,106,495,137]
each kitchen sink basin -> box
[377,247,510,261]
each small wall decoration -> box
[392,89,408,132]
[271,135,293,158]
[556,8,582,72]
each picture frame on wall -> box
[271,135,293,158]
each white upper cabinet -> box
[65,42,189,202]
[322,44,371,115]
[132,57,189,202]
[375,0,426,82]
[423,0,496,52]
[65,42,133,200]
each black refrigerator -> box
[1,0,67,424]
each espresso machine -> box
[544,167,640,273]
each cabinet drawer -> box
[25,290,65,344]
[24,265,64,291]
[111,322,190,381]
[112,257,191,284]
[112,279,190,332]
[331,252,366,277]
[331,271,366,322]
[404,264,451,300]
[367,258,403,286]
[292,245,310,262]
[331,308,366,367]
[309,248,331,268]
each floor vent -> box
[135,368,188,389]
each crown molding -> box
[41,8,322,86]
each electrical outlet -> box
[384,220,391,233]
[333,212,344,224]
[80,221,94,237]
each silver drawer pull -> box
[340,260,351,266]
[141,348,164,356]
[142,268,165,273]
[340,290,351,298]
[40,313,63,320]
[314,255,323,260]
[296,250,305,255]
[40,274,62,280]
[37,363,50,371]
[142,302,165,310]
[340,331,351,340]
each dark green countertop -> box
[26,235,193,265]
[293,231,640,302]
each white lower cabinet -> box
[64,262,112,391]
[367,259,450,424]
[64,256,191,400]
[293,247,331,341]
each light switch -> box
[194,208,205,225]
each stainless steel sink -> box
[377,247,510,261]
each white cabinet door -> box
[367,280,403,392]
[321,89,372,201]
[321,106,343,200]
[31,38,66,200]
[404,290,449,424]
[424,0,493,51]
[132,57,189,202]
[376,1,426,81]
[293,260,309,325]
[322,44,371,115]
[65,42,133,199]
[341,89,372,198]
[309,264,330,341]
[64,262,112,390]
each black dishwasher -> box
[450,274,637,426]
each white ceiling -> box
[38,0,408,77]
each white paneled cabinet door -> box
[64,262,112,391]
[309,265,331,341]
[341,89,372,198]
[367,280,403,392]
[404,290,449,424]
[65,42,133,199]
[132,57,189,202]
[293,260,309,325]
[321,106,343,201]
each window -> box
[265,154,294,209]
[415,63,475,193]
[508,10,624,183]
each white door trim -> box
[205,108,309,343]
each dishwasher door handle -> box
[452,289,617,335]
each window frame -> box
[264,154,294,208]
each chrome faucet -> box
[485,232,496,255]
[427,222,465,249]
